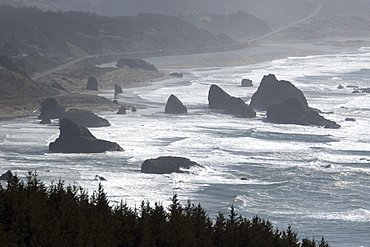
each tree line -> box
[0,172,329,246]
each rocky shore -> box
[1,39,368,122]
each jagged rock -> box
[49,118,123,153]
[114,83,123,96]
[170,72,184,78]
[0,170,13,180]
[165,94,187,114]
[208,84,231,110]
[38,98,65,119]
[59,109,110,127]
[267,96,341,129]
[141,156,201,174]
[116,58,158,71]
[86,77,98,91]
[241,78,253,87]
[337,85,344,89]
[250,74,305,111]
[226,97,256,118]
[208,84,255,118]
[132,107,137,112]
[117,106,127,114]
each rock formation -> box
[49,118,123,153]
[165,94,187,114]
[59,109,110,127]
[241,78,253,87]
[38,98,65,120]
[208,84,256,118]
[117,106,127,114]
[141,156,201,174]
[267,96,341,129]
[250,74,305,111]
[116,58,158,71]
[86,77,98,91]
[226,97,256,118]
[170,72,184,78]
[114,83,123,97]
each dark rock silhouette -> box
[267,96,341,129]
[345,117,356,122]
[0,170,13,180]
[59,109,110,127]
[208,84,256,118]
[165,94,187,114]
[86,77,98,91]
[116,58,157,71]
[208,84,231,110]
[117,106,127,114]
[131,107,137,112]
[241,78,253,87]
[169,72,183,78]
[226,97,256,118]
[141,156,201,174]
[38,98,65,120]
[250,74,305,111]
[114,83,123,98]
[49,118,123,153]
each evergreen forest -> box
[0,172,330,247]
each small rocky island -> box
[49,118,123,153]
[141,156,201,174]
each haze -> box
[2,0,370,23]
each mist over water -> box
[1,45,370,246]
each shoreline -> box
[1,40,367,122]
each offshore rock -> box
[267,96,341,129]
[59,109,110,127]
[38,98,65,120]
[208,84,256,118]
[226,97,256,118]
[141,156,201,174]
[117,106,127,114]
[49,118,123,153]
[114,83,123,97]
[241,78,253,87]
[250,74,305,111]
[165,94,187,114]
[86,77,98,91]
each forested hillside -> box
[0,172,330,246]
[0,5,235,76]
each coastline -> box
[0,40,365,122]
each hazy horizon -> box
[1,0,370,23]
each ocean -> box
[1,43,370,246]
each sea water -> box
[1,44,370,246]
